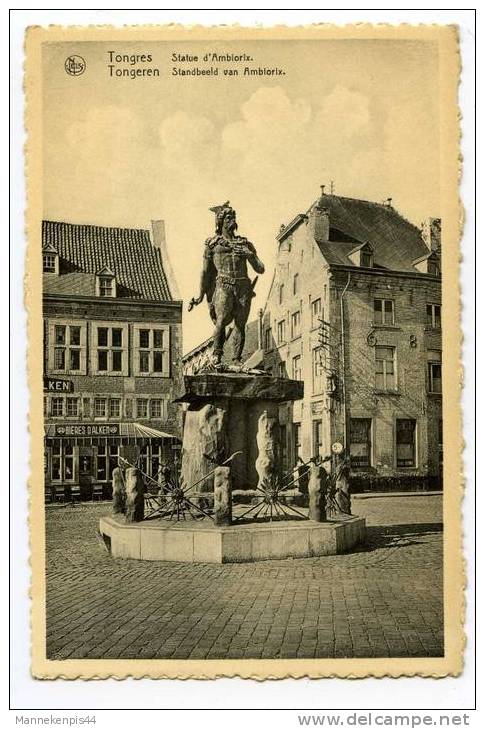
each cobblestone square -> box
[46,494,443,660]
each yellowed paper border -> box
[26,22,463,680]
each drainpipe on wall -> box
[340,272,351,451]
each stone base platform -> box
[99,514,366,564]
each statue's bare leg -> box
[232,297,251,363]
[212,285,234,364]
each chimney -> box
[151,219,181,300]
[308,189,330,242]
[421,217,441,252]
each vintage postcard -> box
[26,23,462,680]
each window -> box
[139,444,163,488]
[350,418,372,468]
[375,346,396,390]
[291,310,301,338]
[109,398,121,418]
[292,354,302,381]
[49,324,86,373]
[427,303,441,329]
[361,251,373,268]
[51,397,64,417]
[292,423,302,467]
[96,326,124,374]
[278,361,287,378]
[94,398,107,418]
[311,298,322,329]
[134,325,169,376]
[263,327,272,350]
[66,397,79,417]
[312,347,324,394]
[150,399,163,419]
[312,420,323,460]
[50,441,74,482]
[293,273,299,295]
[99,277,114,298]
[396,419,417,468]
[136,399,148,419]
[374,299,395,325]
[43,253,56,272]
[277,320,286,345]
[96,444,119,482]
[278,284,284,305]
[427,350,442,393]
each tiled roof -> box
[309,195,431,273]
[42,220,173,301]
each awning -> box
[44,421,179,441]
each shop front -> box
[44,422,180,501]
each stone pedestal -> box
[176,374,303,495]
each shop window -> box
[109,398,121,418]
[427,350,442,393]
[292,423,302,467]
[136,399,148,419]
[374,299,394,325]
[150,399,163,419]
[291,310,301,339]
[350,418,372,468]
[277,320,286,345]
[96,444,119,482]
[94,398,107,418]
[50,441,74,481]
[375,346,396,390]
[427,303,441,329]
[139,444,163,486]
[66,397,79,417]
[312,347,324,394]
[51,397,64,417]
[96,326,124,374]
[312,420,323,460]
[311,298,322,329]
[134,325,169,376]
[396,419,417,468]
[292,354,302,381]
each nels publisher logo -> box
[65,55,86,76]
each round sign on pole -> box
[331,441,344,455]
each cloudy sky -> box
[42,38,440,352]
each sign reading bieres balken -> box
[55,424,120,437]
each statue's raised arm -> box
[188,202,265,369]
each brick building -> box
[42,219,183,500]
[258,190,442,488]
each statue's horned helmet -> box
[210,201,237,234]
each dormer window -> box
[348,243,374,268]
[96,266,116,298]
[42,244,59,274]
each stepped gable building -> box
[42,219,183,500]
[258,189,442,488]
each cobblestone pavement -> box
[46,495,443,660]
